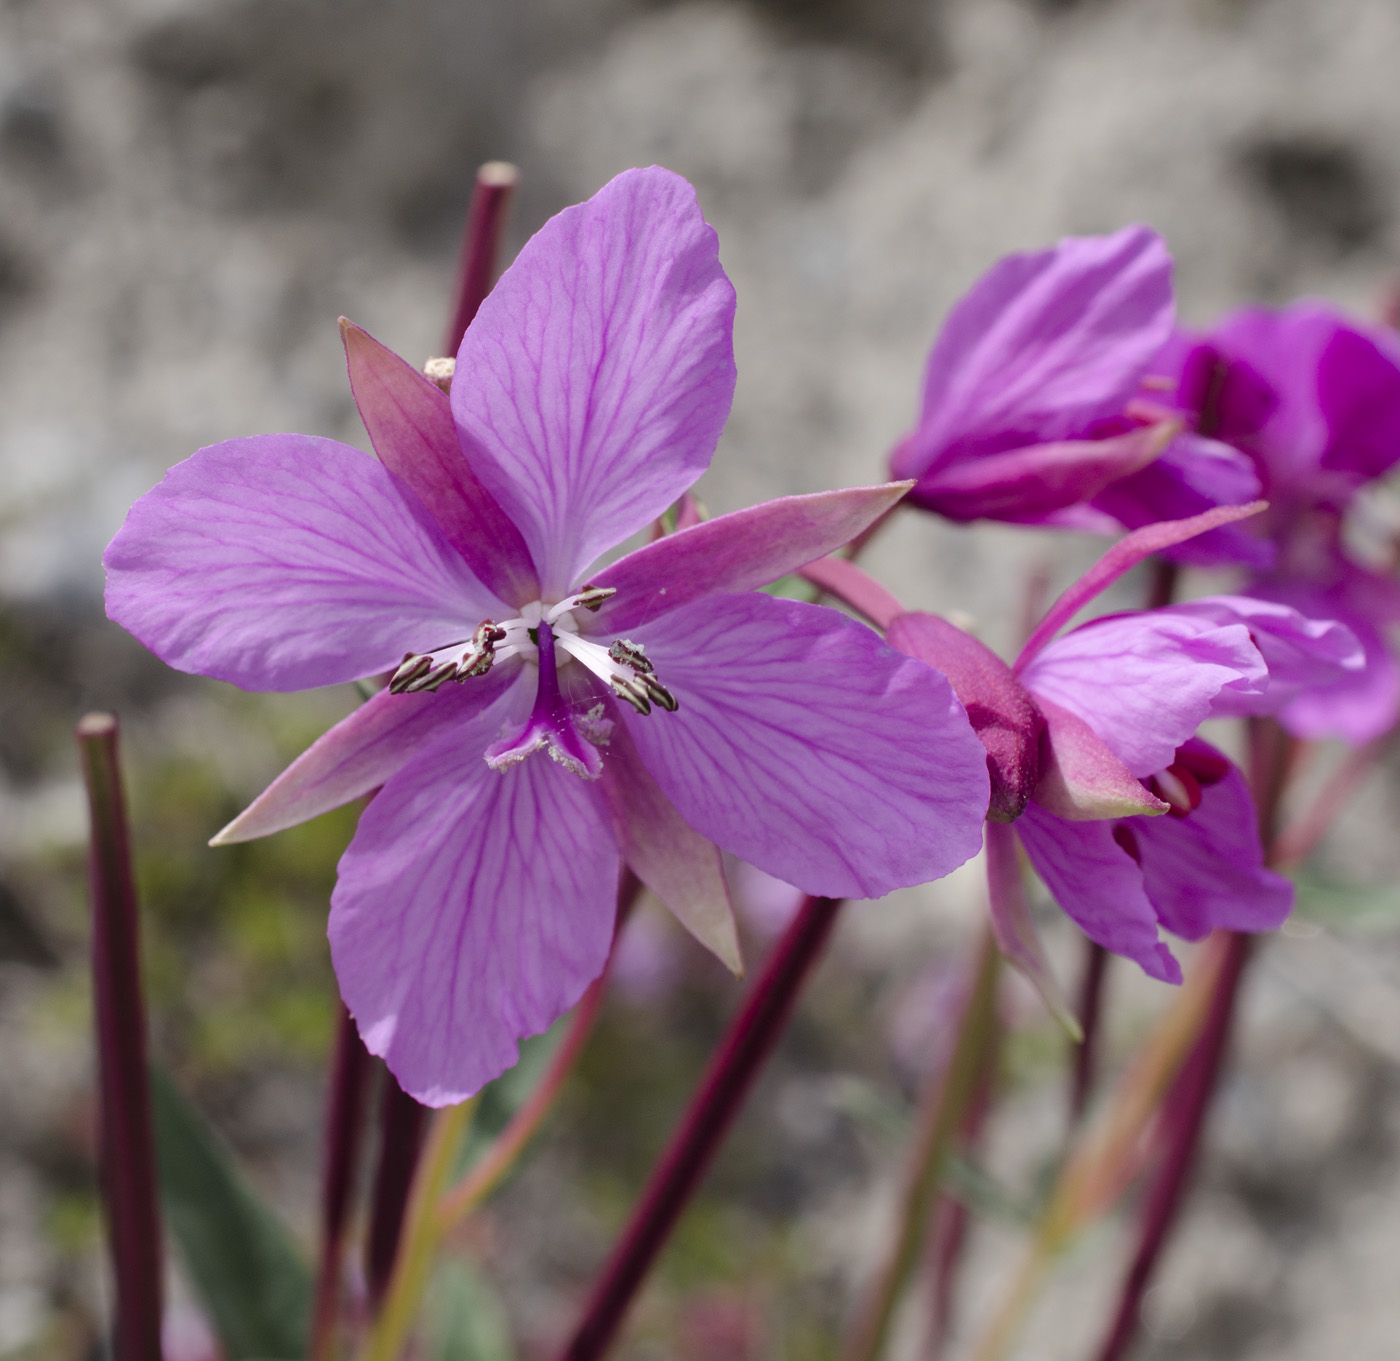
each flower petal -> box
[1016,804,1182,984]
[617,593,990,899]
[1015,501,1266,666]
[341,320,539,606]
[331,732,620,1105]
[1133,742,1292,940]
[886,611,1044,823]
[597,711,740,975]
[592,484,909,633]
[1164,594,1363,718]
[212,670,524,844]
[1031,696,1168,821]
[904,424,1172,523]
[985,822,1079,1036]
[451,166,736,594]
[1020,612,1265,776]
[893,225,1174,480]
[104,435,495,691]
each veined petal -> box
[1020,612,1265,776]
[894,226,1174,479]
[104,435,496,691]
[1133,742,1292,940]
[212,670,523,844]
[618,593,989,899]
[597,712,740,975]
[341,320,539,606]
[1032,696,1168,821]
[330,729,620,1105]
[1016,804,1182,984]
[1164,594,1363,717]
[452,166,736,595]
[905,424,1172,523]
[593,483,909,633]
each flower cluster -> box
[104,166,1394,1111]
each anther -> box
[608,639,653,674]
[610,675,653,715]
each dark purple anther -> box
[78,712,164,1361]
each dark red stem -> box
[1069,941,1110,1128]
[310,1002,373,1360]
[79,713,163,1361]
[364,1074,429,1307]
[557,896,845,1361]
[443,161,518,354]
[1093,932,1252,1361]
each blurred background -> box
[3,0,1400,1356]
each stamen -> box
[389,620,505,694]
[545,584,616,624]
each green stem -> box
[841,928,1002,1361]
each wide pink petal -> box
[330,731,620,1105]
[596,711,740,974]
[1133,742,1292,940]
[341,320,539,607]
[104,435,496,691]
[894,226,1174,479]
[451,167,736,595]
[212,669,524,844]
[617,593,989,899]
[1016,804,1182,984]
[1020,611,1265,776]
[592,484,909,633]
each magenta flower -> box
[886,510,1362,986]
[890,227,1261,532]
[104,168,990,1103]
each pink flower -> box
[890,227,1261,531]
[104,168,990,1103]
[887,509,1363,984]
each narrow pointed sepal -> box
[598,714,742,976]
[1032,697,1169,821]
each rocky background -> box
[3,0,1400,1357]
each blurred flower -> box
[889,514,1362,983]
[105,167,990,1104]
[890,226,1260,532]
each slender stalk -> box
[841,929,1001,1361]
[365,1075,429,1307]
[311,1002,374,1361]
[1088,719,1298,1361]
[79,712,163,1361]
[962,931,1229,1361]
[1092,936,1252,1361]
[558,895,846,1361]
[434,875,641,1232]
[359,1099,478,1361]
[1068,941,1110,1129]
[443,161,518,354]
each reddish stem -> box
[443,161,519,354]
[365,1074,429,1308]
[79,713,164,1361]
[557,896,845,1361]
[1068,941,1110,1129]
[310,1002,373,1361]
[1092,933,1252,1361]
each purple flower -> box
[104,168,990,1104]
[890,227,1261,531]
[888,509,1362,986]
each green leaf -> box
[759,573,819,602]
[429,1260,516,1361]
[150,1065,311,1361]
